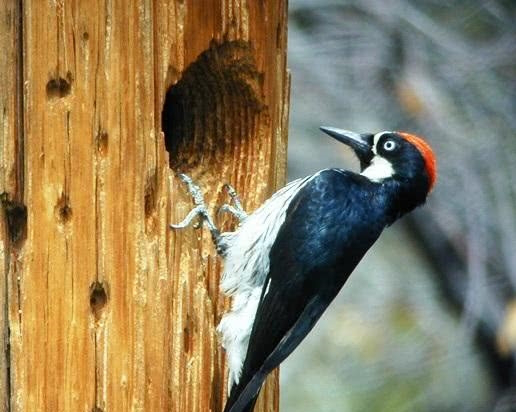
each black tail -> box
[223,373,266,412]
[223,394,259,412]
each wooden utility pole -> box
[0,1,289,411]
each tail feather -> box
[223,373,265,412]
[225,394,259,412]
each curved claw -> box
[170,205,205,229]
[170,173,219,235]
[220,183,247,223]
[223,183,238,198]
[223,183,244,211]
[218,204,248,223]
[178,173,206,206]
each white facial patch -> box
[361,131,395,182]
[361,156,395,181]
[371,131,392,154]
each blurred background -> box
[281,1,516,411]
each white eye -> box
[383,140,397,151]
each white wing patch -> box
[217,174,315,390]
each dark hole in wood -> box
[46,72,72,99]
[161,40,265,174]
[144,171,157,217]
[96,130,108,156]
[55,192,73,224]
[0,192,27,246]
[183,314,195,354]
[90,281,108,320]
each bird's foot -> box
[170,174,225,253]
[219,183,248,223]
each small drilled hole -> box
[54,192,72,224]
[90,281,108,320]
[96,130,109,156]
[0,193,27,245]
[144,171,157,217]
[46,72,72,99]
[183,314,194,354]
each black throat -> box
[373,176,429,225]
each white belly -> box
[216,175,314,389]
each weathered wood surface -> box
[0,1,289,411]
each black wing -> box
[224,170,386,412]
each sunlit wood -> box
[0,1,289,410]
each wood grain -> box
[0,1,289,411]
[1,1,24,411]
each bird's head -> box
[320,126,437,211]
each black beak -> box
[320,126,374,169]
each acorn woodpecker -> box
[171,127,437,412]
